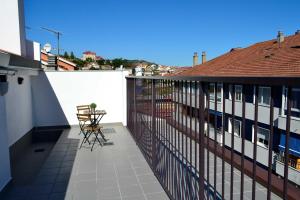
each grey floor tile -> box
[120,184,143,198]
[134,167,152,176]
[48,193,66,200]
[146,192,170,200]
[98,187,121,199]
[33,174,57,185]
[141,182,163,194]
[97,178,118,189]
[123,195,146,200]
[73,172,96,182]
[28,195,49,200]
[118,175,139,187]
[52,182,69,193]
[29,184,53,195]
[137,174,158,184]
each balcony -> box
[1,71,300,200]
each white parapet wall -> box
[31,71,129,127]
[0,94,11,191]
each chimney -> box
[295,30,300,35]
[277,31,284,44]
[193,52,198,67]
[202,51,206,64]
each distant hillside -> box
[61,52,158,70]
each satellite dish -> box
[43,43,52,53]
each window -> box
[290,88,300,112]
[217,84,222,102]
[228,118,242,137]
[253,126,270,148]
[235,85,242,101]
[209,83,215,101]
[283,87,300,118]
[258,87,271,106]
[209,83,222,102]
[191,82,196,94]
[229,85,242,101]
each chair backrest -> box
[77,113,91,123]
[77,105,91,114]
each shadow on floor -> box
[0,128,80,200]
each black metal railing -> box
[126,76,300,200]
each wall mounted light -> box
[0,75,8,96]
[18,77,24,85]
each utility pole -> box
[41,27,63,70]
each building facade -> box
[174,32,300,185]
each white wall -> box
[0,0,27,56]
[5,73,34,146]
[0,94,11,191]
[32,71,128,127]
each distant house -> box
[41,50,76,71]
[82,51,104,61]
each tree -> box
[73,58,86,68]
[70,51,75,59]
[97,59,105,66]
[85,57,94,63]
[111,58,124,69]
[63,51,69,59]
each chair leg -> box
[79,131,92,149]
[91,133,103,151]
[98,129,107,142]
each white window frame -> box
[257,86,271,106]
[228,118,242,137]
[281,86,300,118]
[229,85,242,102]
[252,126,270,149]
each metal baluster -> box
[252,85,259,200]
[240,85,246,200]
[283,86,291,200]
[199,81,205,200]
[230,85,235,200]
[222,83,226,200]
[214,82,217,200]
[194,81,198,199]
[266,86,274,200]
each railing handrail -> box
[126,75,300,86]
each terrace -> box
[0,69,300,200]
[1,124,168,200]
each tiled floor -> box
[2,124,169,200]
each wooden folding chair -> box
[77,105,91,135]
[77,113,104,151]
[77,113,93,148]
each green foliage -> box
[111,58,124,69]
[72,58,86,68]
[70,51,75,59]
[85,57,94,63]
[97,59,105,65]
[90,103,97,109]
[63,51,69,59]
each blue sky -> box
[24,0,300,66]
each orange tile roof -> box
[179,33,300,77]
